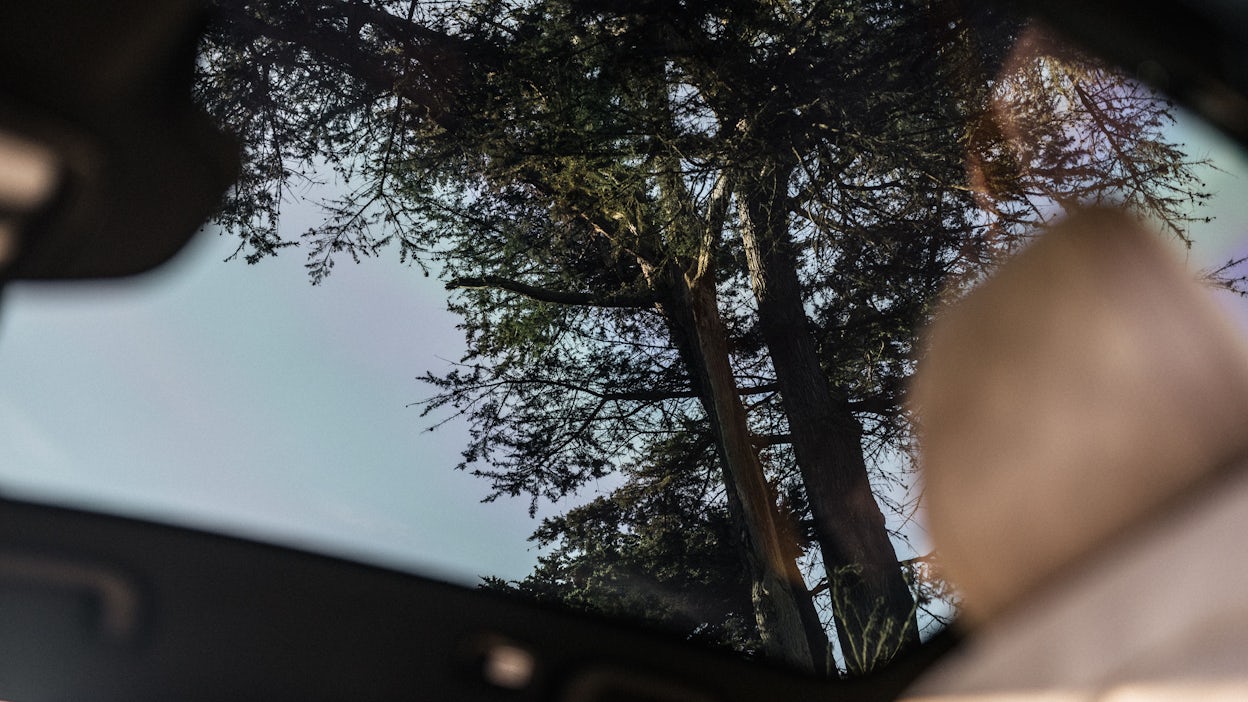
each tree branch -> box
[606,382,777,402]
[752,433,793,449]
[226,4,473,128]
[446,274,659,308]
[846,394,896,416]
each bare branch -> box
[752,433,793,449]
[446,274,659,308]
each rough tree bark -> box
[738,161,919,674]
[655,264,819,672]
[649,159,831,673]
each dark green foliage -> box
[483,433,761,652]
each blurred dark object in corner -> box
[1012,0,1248,143]
[0,0,238,282]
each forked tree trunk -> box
[718,456,833,675]
[655,265,823,673]
[739,164,919,674]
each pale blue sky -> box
[0,223,542,583]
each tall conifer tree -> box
[198,0,1212,674]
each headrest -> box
[911,207,1248,623]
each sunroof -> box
[2,0,1247,680]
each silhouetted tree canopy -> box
[197,0,1212,675]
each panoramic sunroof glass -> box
[2,0,1247,680]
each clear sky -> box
[0,219,544,584]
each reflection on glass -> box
[182,0,1246,677]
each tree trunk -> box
[719,453,832,676]
[739,164,919,674]
[654,264,823,673]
